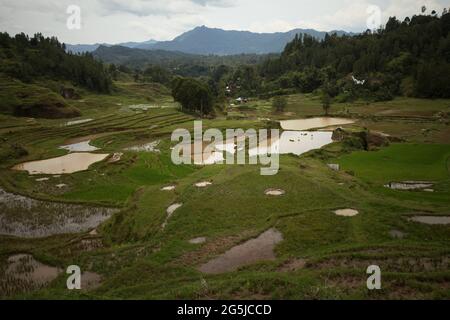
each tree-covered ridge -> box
[0,32,112,93]
[259,11,450,100]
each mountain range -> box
[66,40,157,54]
[67,25,354,56]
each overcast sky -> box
[0,0,448,44]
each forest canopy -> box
[0,32,112,93]
[257,10,450,100]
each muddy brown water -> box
[409,216,450,225]
[0,188,117,238]
[59,140,100,152]
[189,237,207,244]
[161,203,183,230]
[195,181,212,188]
[248,131,334,157]
[385,181,434,191]
[188,130,336,165]
[0,254,61,297]
[198,228,283,274]
[65,119,93,126]
[125,140,161,152]
[12,153,109,175]
[265,189,285,196]
[334,209,359,217]
[280,117,355,131]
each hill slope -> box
[141,26,353,55]
[69,26,353,55]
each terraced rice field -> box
[1,88,449,300]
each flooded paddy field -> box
[280,117,355,131]
[12,153,110,175]
[0,254,61,297]
[409,215,450,225]
[199,229,283,274]
[0,89,449,300]
[0,188,117,238]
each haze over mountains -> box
[66,40,158,54]
[67,25,354,56]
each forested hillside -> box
[93,45,273,76]
[137,25,353,55]
[0,33,113,118]
[0,33,112,93]
[258,11,450,100]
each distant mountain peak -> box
[69,26,354,56]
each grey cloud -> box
[191,0,236,7]
[97,0,235,17]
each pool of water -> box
[0,254,61,297]
[59,140,100,152]
[198,228,283,274]
[334,209,359,217]
[249,131,334,157]
[197,131,334,165]
[409,216,450,225]
[0,188,117,238]
[162,203,183,230]
[65,119,93,126]
[280,117,355,131]
[125,140,161,152]
[12,153,109,175]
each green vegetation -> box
[272,96,287,113]
[0,11,449,300]
[172,77,214,116]
[337,144,450,184]
[260,11,450,100]
[0,82,449,299]
[0,33,112,93]
[0,77,81,118]
[321,93,331,115]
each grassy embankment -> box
[0,82,449,299]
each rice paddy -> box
[1,84,449,300]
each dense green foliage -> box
[259,11,450,100]
[93,45,272,77]
[273,96,287,112]
[172,77,214,115]
[0,76,81,118]
[0,32,112,93]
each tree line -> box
[258,9,450,100]
[0,32,112,93]
[175,8,450,108]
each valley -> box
[1,80,449,299]
[1,7,449,301]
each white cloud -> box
[0,0,448,44]
[295,0,447,31]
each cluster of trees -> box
[258,9,450,100]
[171,77,214,116]
[180,9,450,106]
[170,9,450,116]
[273,96,288,112]
[0,32,112,93]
